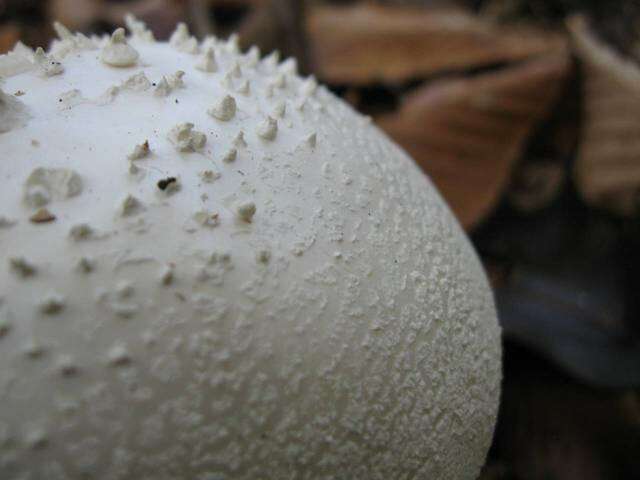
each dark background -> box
[2,1,640,478]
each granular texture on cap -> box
[0,18,501,480]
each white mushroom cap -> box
[0,20,501,479]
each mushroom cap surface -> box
[0,23,501,480]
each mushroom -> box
[0,17,501,479]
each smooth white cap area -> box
[0,19,501,480]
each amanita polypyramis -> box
[0,17,501,480]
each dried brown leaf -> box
[307,4,568,84]
[569,14,640,216]
[47,0,103,32]
[0,24,21,55]
[377,53,570,228]
[47,0,187,39]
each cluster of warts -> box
[4,17,320,179]
[0,17,329,415]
